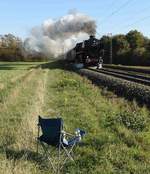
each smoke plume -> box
[24,11,96,57]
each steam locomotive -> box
[66,35,104,68]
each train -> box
[66,35,104,68]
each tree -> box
[0,34,24,61]
[112,34,129,51]
[126,30,145,49]
[112,34,130,64]
[132,47,146,65]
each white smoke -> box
[24,11,96,57]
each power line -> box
[105,0,118,12]
[100,0,134,24]
[125,4,150,16]
[97,0,135,37]
[114,14,150,32]
[125,15,150,28]
[111,3,150,31]
[96,0,117,32]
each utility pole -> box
[108,33,112,64]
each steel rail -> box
[88,67,150,86]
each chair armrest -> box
[61,130,76,137]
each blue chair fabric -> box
[38,116,63,146]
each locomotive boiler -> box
[66,35,104,67]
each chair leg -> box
[41,143,57,173]
[58,133,62,174]
[62,143,75,161]
[37,124,40,154]
[37,140,39,154]
[60,143,76,170]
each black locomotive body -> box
[66,35,104,67]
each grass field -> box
[0,61,150,174]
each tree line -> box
[0,34,48,62]
[100,30,150,66]
[0,30,150,66]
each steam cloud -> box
[24,11,96,57]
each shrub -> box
[107,111,148,132]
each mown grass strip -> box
[0,68,47,174]
[0,69,34,103]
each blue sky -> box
[0,0,150,39]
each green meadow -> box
[0,61,150,174]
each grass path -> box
[15,69,49,150]
[0,68,48,174]
[0,69,34,103]
[0,68,37,145]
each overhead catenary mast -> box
[108,33,112,64]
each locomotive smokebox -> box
[89,35,95,39]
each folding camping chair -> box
[37,116,85,174]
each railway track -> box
[88,67,150,86]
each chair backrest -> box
[38,116,63,145]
